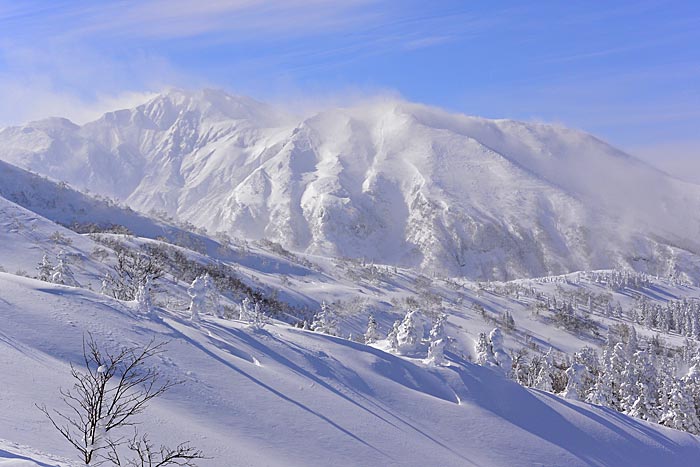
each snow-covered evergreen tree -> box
[364,314,381,344]
[204,274,223,318]
[426,337,447,366]
[135,275,153,315]
[387,320,401,351]
[51,250,78,287]
[562,362,588,401]
[475,332,497,368]
[429,314,447,342]
[489,328,512,376]
[660,378,700,434]
[188,275,207,322]
[311,301,339,336]
[533,350,554,392]
[426,314,448,366]
[37,254,53,282]
[628,349,660,422]
[239,297,251,321]
[395,310,423,355]
[248,301,269,330]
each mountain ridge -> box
[1,88,699,280]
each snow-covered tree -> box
[395,310,423,355]
[429,314,447,342]
[203,274,223,318]
[426,314,448,366]
[51,250,78,287]
[188,275,207,322]
[608,342,628,411]
[660,378,700,434]
[248,301,269,330]
[364,314,381,344]
[562,362,589,401]
[37,254,53,282]
[489,328,512,376]
[533,350,554,392]
[311,301,339,336]
[475,332,497,368]
[426,337,447,366]
[387,320,401,351]
[239,297,252,321]
[588,346,615,407]
[135,276,153,315]
[628,350,660,422]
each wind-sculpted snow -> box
[1,89,700,280]
[2,273,700,467]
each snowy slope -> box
[2,273,700,467]
[2,89,700,280]
[1,168,699,365]
[3,162,700,465]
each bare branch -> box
[37,334,199,466]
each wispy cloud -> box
[628,139,700,184]
[0,0,487,126]
[2,0,382,42]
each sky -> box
[0,0,698,181]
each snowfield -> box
[2,273,700,467]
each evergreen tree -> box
[51,251,79,287]
[660,378,700,434]
[426,337,447,366]
[475,332,497,368]
[562,362,588,401]
[311,301,339,336]
[188,275,207,322]
[387,320,401,351]
[239,297,251,321]
[135,276,153,315]
[395,310,423,355]
[628,349,660,422]
[364,314,381,344]
[533,350,554,392]
[426,314,448,366]
[248,301,269,330]
[489,328,512,376]
[204,274,223,318]
[37,254,53,282]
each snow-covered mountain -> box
[2,88,699,280]
[4,155,700,466]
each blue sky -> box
[1,1,698,179]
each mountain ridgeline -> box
[1,88,699,280]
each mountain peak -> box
[0,90,698,280]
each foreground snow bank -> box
[1,273,699,466]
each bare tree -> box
[37,335,204,466]
[105,432,203,467]
[103,250,163,301]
